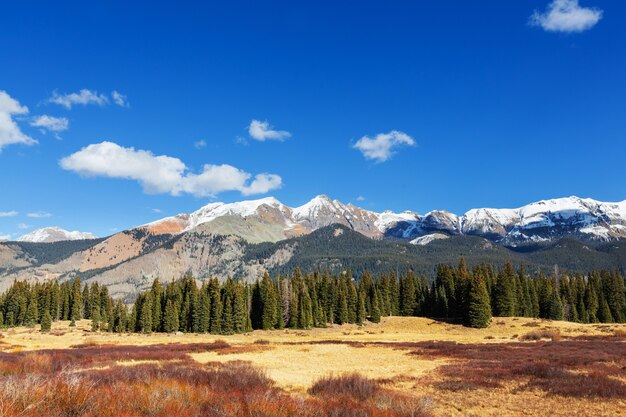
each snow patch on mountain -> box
[410,233,449,246]
[17,227,97,243]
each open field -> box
[1,317,625,416]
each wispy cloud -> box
[0,211,18,217]
[353,130,415,163]
[0,234,11,241]
[49,89,109,109]
[530,0,602,33]
[194,140,207,149]
[356,196,366,202]
[30,115,69,133]
[111,90,129,107]
[17,223,31,229]
[248,120,291,142]
[60,141,282,197]
[151,208,162,213]
[27,211,52,218]
[0,91,37,151]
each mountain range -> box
[2,195,625,300]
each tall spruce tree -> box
[40,309,52,332]
[467,274,491,328]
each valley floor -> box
[1,317,625,416]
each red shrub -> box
[310,373,380,400]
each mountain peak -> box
[16,227,97,243]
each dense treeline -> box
[0,259,625,332]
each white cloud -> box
[530,0,602,33]
[27,211,52,218]
[17,223,31,230]
[49,89,109,109]
[151,208,162,213]
[30,115,69,132]
[111,91,129,107]
[248,120,291,142]
[353,130,415,163]
[0,234,11,241]
[194,140,207,149]
[356,196,366,202]
[0,91,37,151]
[0,211,18,217]
[60,141,282,197]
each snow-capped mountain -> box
[142,195,626,245]
[16,227,97,243]
[3,195,625,300]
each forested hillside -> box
[2,259,624,333]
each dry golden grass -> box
[1,316,616,352]
[1,316,625,417]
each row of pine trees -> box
[0,259,624,332]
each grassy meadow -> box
[0,317,625,416]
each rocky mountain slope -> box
[1,195,625,299]
[141,195,626,245]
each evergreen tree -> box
[356,290,366,325]
[151,278,163,332]
[338,291,349,325]
[208,279,222,333]
[260,272,278,330]
[370,287,381,323]
[25,292,38,327]
[547,289,564,321]
[164,299,179,332]
[139,293,153,333]
[494,261,516,317]
[467,274,491,328]
[598,296,614,323]
[40,310,52,332]
[91,306,101,332]
[70,277,83,322]
[400,273,417,316]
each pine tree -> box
[547,290,564,321]
[139,293,153,333]
[221,293,234,334]
[298,282,313,329]
[164,299,179,333]
[40,310,52,332]
[356,290,366,325]
[370,288,381,323]
[598,296,614,323]
[260,272,277,330]
[151,278,163,332]
[91,306,101,332]
[338,291,349,325]
[400,273,417,316]
[70,277,83,323]
[208,279,222,333]
[232,284,247,333]
[494,262,516,317]
[467,274,491,328]
[25,292,38,327]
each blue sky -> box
[1,1,625,239]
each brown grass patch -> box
[519,329,561,342]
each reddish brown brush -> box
[0,344,432,417]
[310,372,380,400]
[407,336,626,398]
[519,329,561,341]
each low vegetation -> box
[0,316,624,417]
[0,342,432,417]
